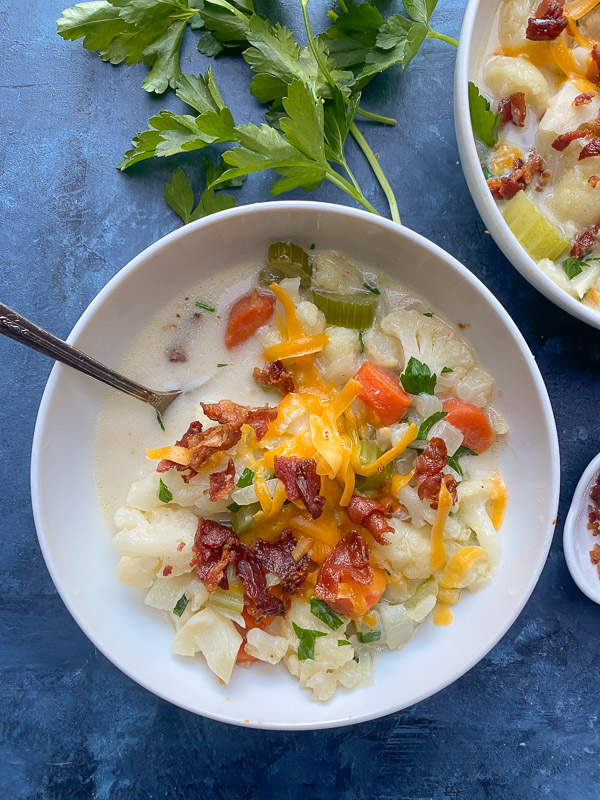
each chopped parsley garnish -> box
[217,363,228,367]
[156,412,165,431]
[310,597,344,630]
[236,467,254,488]
[447,445,477,476]
[158,478,173,504]
[338,639,351,646]
[310,243,316,250]
[227,501,241,513]
[417,411,447,440]
[195,301,215,312]
[356,630,382,644]
[363,282,380,295]
[359,331,365,353]
[422,312,434,317]
[400,357,436,395]
[468,81,502,148]
[481,162,493,180]
[173,594,189,617]
[562,257,600,280]
[292,622,327,661]
[441,366,452,374]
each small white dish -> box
[563,453,600,605]
[30,201,560,729]
[454,0,600,331]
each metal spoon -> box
[563,452,600,606]
[0,301,181,416]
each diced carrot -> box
[241,607,275,631]
[225,289,275,349]
[236,643,257,664]
[442,397,495,454]
[354,361,412,426]
[330,568,387,618]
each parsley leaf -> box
[292,622,327,661]
[446,445,477,476]
[236,467,254,487]
[195,301,216,311]
[562,257,592,280]
[338,639,351,646]
[158,478,173,503]
[400,357,436,395]
[310,597,344,630]
[481,162,493,180]
[373,15,428,73]
[363,282,380,294]
[468,81,501,148]
[173,593,189,617]
[417,410,447,439]
[163,163,236,225]
[358,330,365,353]
[441,366,452,374]
[227,501,241,512]
[356,630,381,643]
[403,0,439,25]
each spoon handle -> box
[0,302,172,410]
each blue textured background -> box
[1,1,599,797]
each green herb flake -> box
[217,363,228,368]
[195,301,216,312]
[310,243,316,250]
[227,501,242,513]
[236,467,255,488]
[562,257,590,280]
[481,162,493,180]
[292,622,327,661]
[158,478,173,504]
[422,312,434,317]
[447,445,477,477]
[468,81,502,148]
[156,412,165,431]
[359,330,365,353]
[417,410,448,440]
[441,366,452,374]
[310,597,344,630]
[363,282,380,295]
[338,639,351,646]
[173,594,189,617]
[400,357,437,395]
[356,630,382,644]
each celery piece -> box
[208,585,244,616]
[309,287,378,329]
[258,265,284,287]
[268,241,312,288]
[355,440,393,492]
[503,191,569,261]
[231,502,261,535]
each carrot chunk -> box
[225,289,275,349]
[442,397,495,454]
[354,361,412,425]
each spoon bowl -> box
[563,453,600,606]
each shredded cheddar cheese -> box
[564,0,600,20]
[430,482,453,572]
[438,546,487,589]
[145,445,192,465]
[355,424,418,477]
[264,333,329,362]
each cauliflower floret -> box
[437,541,492,592]
[245,629,289,664]
[579,7,600,38]
[115,555,160,588]
[171,608,242,684]
[369,518,433,580]
[381,309,474,384]
[316,326,361,384]
[455,366,494,408]
[538,81,600,163]
[363,328,404,370]
[296,300,326,334]
[548,156,600,229]
[311,250,363,292]
[484,56,549,116]
[456,479,502,569]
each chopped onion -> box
[230,478,279,506]
[412,392,442,418]
[427,419,464,456]
[571,265,600,299]
[378,602,415,649]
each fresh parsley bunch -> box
[57,0,457,225]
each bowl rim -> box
[454,0,600,332]
[563,452,600,606]
[30,200,561,729]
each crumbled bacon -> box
[588,175,600,187]
[570,225,600,259]
[236,547,285,619]
[189,424,242,472]
[251,530,310,594]
[498,92,527,127]
[191,518,238,593]
[347,495,394,545]
[177,542,186,552]
[253,360,295,397]
[167,346,187,363]
[414,438,458,508]
[592,44,600,76]
[552,129,591,152]
[209,458,235,502]
[201,400,277,441]
[314,531,373,616]
[157,420,203,483]
[573,92,594,107]
[487,150,548,200]
[588,473,600,538]
[162,565,173,576]
[579,138,600,160]
[526,0,567,41]
[590,544,600,578]
[273,456,325,519]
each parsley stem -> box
[426,29,459,47]
[349,122,401,224]
[326,168,380,216]
[338,0,348,11]
[356,108,397,126]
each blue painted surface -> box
[1,1,599,797]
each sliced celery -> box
[355,440,393,492]
[231,502,260,535]
[208,585,245,616]
[309,287,378,329]
[268,241,312,288]
[503,191,569,261]
[258,265,284,287]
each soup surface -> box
[96,244,508,701]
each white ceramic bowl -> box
[563,452,600,606]
[31,201,560,729]
[455,0,600,331]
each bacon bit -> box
[253,360,295,397]
[590,544,600,579]
[570,225,600,259]
[157,420,203,483]
[414,438,458,508]
[201,399,278,441]
[189,425,242,472]
[347,495,394,545]
[552,129,592,151]
[579,138,600,160]
[592,44,600,77]
[251,530,310,594]
[573,92,594,107]
[209,458,235,502]
[273,456,325,519]
[162,565,173,576]
[177,542,186,552]
[192,518,238,593]
[314,531,373,615]
[167,346,187,363]
[236,547,285,620]
[588,473,600,538]
[498,92,527,127]
[588,175,600,187]
[526,0,567,41]
[457,322,471,330]
[487,150,548,200]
